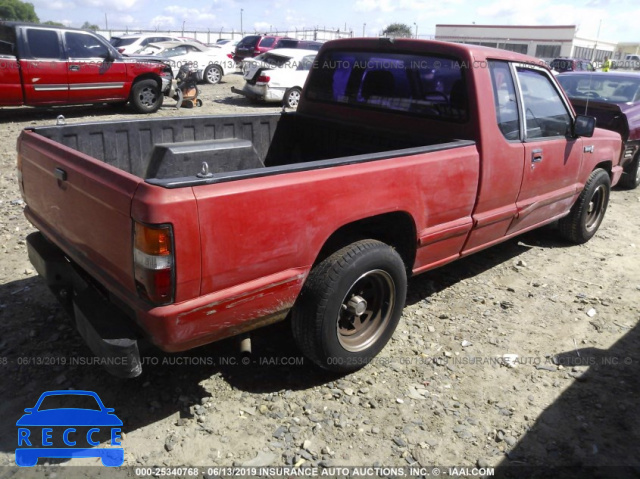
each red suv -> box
[234,35,293,62]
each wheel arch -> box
[130,74,162,93]
[313,211,417,274]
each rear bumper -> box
[27,231,306,367]
[27,232,142,378]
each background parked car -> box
[274,39,324,51]
[550,57,595,74]
[109,33,183,55]
[135,41,235,84]
[231,48,317,107]
[558,71,640,188]
[209,39,240,58]
[234,35,293,62]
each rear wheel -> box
[204,65,223,84]
[130,79,163,113]
[292,240,407,372]
[283,87,302,108]
[559,168,610,244]
[619,152,640,189]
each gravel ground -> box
[0,72,639,478]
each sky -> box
[28,0,640,43]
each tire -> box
[292,239,407,373]
[204,64,223,84]
[619,152,640,189]
[283,87,301,108]
[558,168,610,244]
[130,79,163,114]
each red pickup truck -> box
[18,39,623,377]
[0,22,172,113]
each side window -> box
[489,60,520,140]
[26,29,61,59]
[0,25,17,56]
[260,37,275,48]
[516,67,572,139]
[65,32,108,59]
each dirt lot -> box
[0,72,639,478]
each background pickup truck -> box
[0,22,172,113]
[18,38,623,377]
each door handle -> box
[69,65,80,71]
[531,149,543,163]
[54,167,67,181]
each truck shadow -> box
[0,229,565,454]
[493,321,640,478]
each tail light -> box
[257,74,270,83]
[133,222,174,305]
[117,48,125,53]
[227,53,233,59]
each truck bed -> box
[30,113,468,188]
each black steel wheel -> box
[559,168,610,244]
[292,240,407,372]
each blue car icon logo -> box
[16,390,123,467]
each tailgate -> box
[18,129,141,295]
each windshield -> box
[305,50,468,122]
[558,75,640,103]
[110,37,137,47]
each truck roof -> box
[321,37,547,69]
[0,21,94,34]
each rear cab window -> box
[305,50,468,122]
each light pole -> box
[240,9,244,36]
[363,23,366,37]
[414,22,418,39]
[182,20,185,36]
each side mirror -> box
[574,115,596,138]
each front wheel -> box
[283,87,302,108]
[559,168,610,244]
[204,64,223,84]
[130,79,163,113]
[292,240,407,373]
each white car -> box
[209,39,240,59]
[137,41,236,84]
[233,49,317,108]
[109,33,183,55]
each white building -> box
[435,24,616,61]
